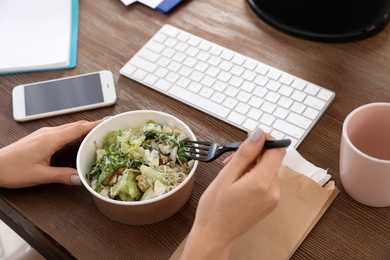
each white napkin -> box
[282,147,331,186]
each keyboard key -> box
[278,96,293,108]
[155,79,171,91]
[304,96,326,110]
[209,45,223,56]
[270,129,285,139]
[248,108,263,120]
[227,111,246,125]
[273,119,305,139]
[211,92,226,104]
[279,73,294,85]
[243,58,258,70]
[220,49,235,60]
[232,54,246,65]
[278,85,294,97]
[241,81,255,92]
[188,36,201,46]
[175,42,188,52]
[291,90,306,102]
[130,56,157,73]
[317,88,334,101]
[176,76,191,88]
[169,85,230,118]
[274,107,289,119]
[132,69,147,80]
[155,67,168,78]
[248,96,263,108]
[212,81,227,92]
[287,113,312,129]
[291,78,307,90]
[303,107,320,120]
[255,63,270,75]
[146,41,165,53]
[236,91,251,103]
[177,32,190,42]
[167,61,182,72]
[162,25,179,37]
[304,83,320,96]
[199,87,214,98]
[144,74,158,85]
[267,68,282,80]
[235,103,250,114]
[188,82,202,93]
[261,101,276,114]
[291,102,306,114]
[138,48,160,62]
[223,97,238,109]
[260,113,276,126]
[120,63,136,77]
[242,118,259,130]
[185,46,199,57]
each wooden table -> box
[1,0,389,258]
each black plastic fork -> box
[182,139,291,162]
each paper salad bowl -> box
[76,110,198,225]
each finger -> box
[221,127,265,181]
[36,120,89,133]
[235,149,284,213]
[47,120,102,150]
[222,131,277,166]
[260,147,286,173]
[245,147,286,185]
[222,153,234,166]
[42,120,101,134]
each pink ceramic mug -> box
[340,102,390,207]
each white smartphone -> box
[12,70,117,122]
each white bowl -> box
[76,110,198,225]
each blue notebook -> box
[0,0,79,75]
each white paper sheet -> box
[120,0,163,8]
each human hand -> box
[181,128,286,259]
[0,120,101,188]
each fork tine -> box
[188,151,209,156]
[184,140,212,145]
[183,154,214,162]
[182,144,210,151]
[183,141,211,146]
[183,141,212,151]
[184,155,205,160]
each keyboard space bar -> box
[168,85,230,118]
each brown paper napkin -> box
[170,165,339,260]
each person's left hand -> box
[0,120,101,188]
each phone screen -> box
[24,73,104,115]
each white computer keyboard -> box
[120,25,335,148]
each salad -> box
[87,120,195,202]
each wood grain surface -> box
[0,0,389,259]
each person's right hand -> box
[180,127,286,259]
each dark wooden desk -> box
[1,0,389,259]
